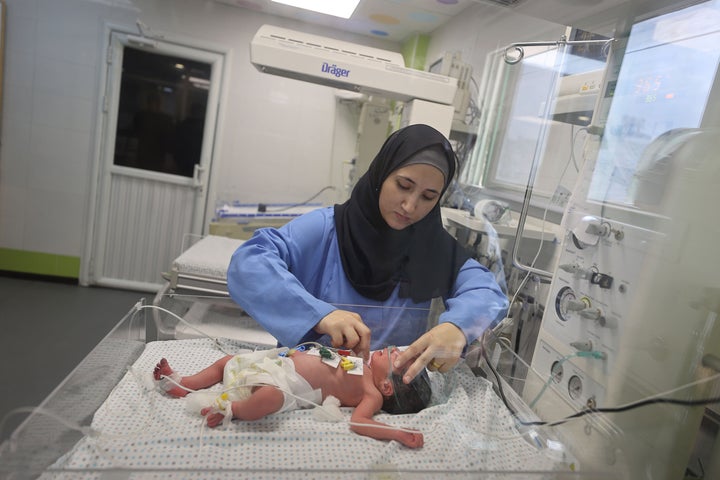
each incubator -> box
[2,1,719,478]
[0,299,614,479]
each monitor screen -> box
[587,1,720,206]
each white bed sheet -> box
[48,338,571,478]
[173,235,245,279]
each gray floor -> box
[0,275,145,437]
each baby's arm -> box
[349,394,423,448]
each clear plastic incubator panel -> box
[0,299,622,479]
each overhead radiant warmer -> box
[250,24,458,111]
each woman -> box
[227,124,508,383]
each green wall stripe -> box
[402,33,430,70]
[0,248,80,279]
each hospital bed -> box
[161,234,243,297]
[153,204,321,344]
[0,299,621,479]
[163,201,321,297]
[153,233,278,347]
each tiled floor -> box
[0,275,143,436]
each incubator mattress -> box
[172,235,244,280]
[47,338,570,477]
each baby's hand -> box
[400,431,424,449]
[200,407,226,428]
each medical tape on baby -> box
[206,392,234,428]
[157,372,184,392]
[306,347,363,375]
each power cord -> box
[481,339,720,428]
[262,186,336,213]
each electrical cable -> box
[499,126,583,326]
[568,126,589,174]
[1,406,93,442]
[1,360,164,453]
[527,351,604,408]
[134,304,235,355]
[529,391,720,428]
[481,339,720,429]
[264,185,336,212]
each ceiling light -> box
[271,0,360,19]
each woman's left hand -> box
[394,323,466,384]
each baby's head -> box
[382,369,432,414]
[369,347,432,414]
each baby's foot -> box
[153,358,187,397]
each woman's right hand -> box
[314,310,371,360]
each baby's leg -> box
[201,386,284,427]
[153,355,233,397]
[153,358,188,397]
[232,386,285,420]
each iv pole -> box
[504,36,613,280]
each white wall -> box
[0,0,569,273]
[427,4,565,72]
[0,0,137,257]
[0,0,396,263]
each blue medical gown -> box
[227,207,508,350]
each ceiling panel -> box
[214,0,480,42]
[213,0,693,43]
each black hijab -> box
[334,124,471,303]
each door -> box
[85,31,224,291]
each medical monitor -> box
[586,2,720,207]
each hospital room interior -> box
[0,0,719,477]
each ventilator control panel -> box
[527,204,663,411]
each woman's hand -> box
[394,322,466,383]
[314,310,371,360]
